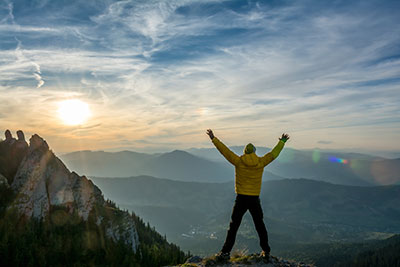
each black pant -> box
[221,194,270,254]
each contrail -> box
[32,62,44,88]
[9,1,45,89]
[14,38,45,88]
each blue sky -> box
[0,0,399,154]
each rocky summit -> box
[179,254,313,267]
[0,130,139,251]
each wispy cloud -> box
[1,2,46,88]
[318,140,333,145]
[32,62,44,88]
[11,38,45,88]
[0,0,399,153]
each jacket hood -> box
[244,143,256,154]
[240,153,260,167]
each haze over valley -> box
[60,146,400,260]
[61,147,400,186]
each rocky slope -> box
[0,130,138,251]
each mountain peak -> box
[158,149,198,161]
[29,134,49,152]
[169,149,191,155]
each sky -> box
[0,0,399,155]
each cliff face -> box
[0,131,138,252]
[11,134,103,220]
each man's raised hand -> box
[279,133,290,143]
[206,129,215,140]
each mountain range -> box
[60,149,234,182]
[187,146,400,186]
[90,175,400,256]
[61,146,400,186]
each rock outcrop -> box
[0,129,28,184]
[104,212,139,251]
[11,134,102,220]
[180,254,313,267]
[0,130,139,252]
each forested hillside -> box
[0,191,184,266]
[280,235,400,267]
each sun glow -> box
[57,99,91,125]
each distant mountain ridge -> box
[90,175,400,256]
[187,146,400,185]
[61,147,400,186]
[61,149,235,182]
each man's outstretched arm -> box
[206,129,240,166]
[261,133,290,166]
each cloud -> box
[0,2,15,24]
[0,24,60,32]
[13,39,45,88]
[318,140,333,145]
[1,2,46,89]
[32,62,44,88]
[1,0,400,152]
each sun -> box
[57,99,91,125]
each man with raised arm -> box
[206,129,289,262]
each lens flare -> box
[312,149,320,163]
[328,156,348,164]
[371,160,399,185]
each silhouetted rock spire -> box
[4,129,16,145]
[17,130,26,141]
[29,134,49,152]
[0,130,28,184]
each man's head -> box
[244,143,256,154]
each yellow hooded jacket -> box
[212,137,285,196]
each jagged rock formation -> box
[4,129,15,143]
[0,129,28,184]
[0,130,139,252]
[11,134,102,220]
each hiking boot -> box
[260,251,270,262]
[215,251,230,262]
